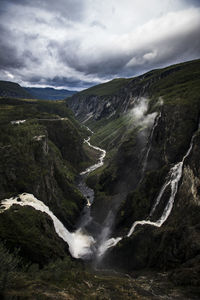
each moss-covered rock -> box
[0,206,69,266]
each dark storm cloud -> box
[58,42,130,77]
[0,25,25,69]
[0,0,200,89]
[0,23,40,70]
[56,7,200,79]
[184,0,200,6]
[24,74,98,90]
[46,76,99,89]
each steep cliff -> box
[67,59,200,124]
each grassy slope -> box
[79,78,132,96]
[25,87,77,100]
[91,59,200,148]
[74,59,200,99]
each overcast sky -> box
[0,0,200,90]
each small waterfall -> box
[98,237,122,257]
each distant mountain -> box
[25,87,77,100]
[0,80,32,99]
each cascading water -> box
[98,121,198,256]
[0,193,95,258]
[141,112,161,175]
[0,129,107,260]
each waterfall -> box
[127,129,196,236]
[98,126,197,255]
[141,112,161,176]
[0,193,95,259]
[0,129,107,260]
[98,237,122,257]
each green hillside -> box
[79,78,132,96]
[0,81,32,99]
[25,87,77,100]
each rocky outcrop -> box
[0,205,69,266]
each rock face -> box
[68,59,200,287]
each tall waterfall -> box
[141,112,161,176]
[98,123,197,256]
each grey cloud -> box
[183,0,200,7]
[0,0,86,21]
[90,21,107,30]
[0,25,25,69]
[56,39,131,77]
[0,44,25,69]
[0,0,200,89]
[25,75,98,90]
[0,24,40,70]
[57,18,200,79]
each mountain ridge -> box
[0,80,32,99]
[25,87,77,100]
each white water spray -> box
[0,193,95,259]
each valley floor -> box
[4,269,199,300]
